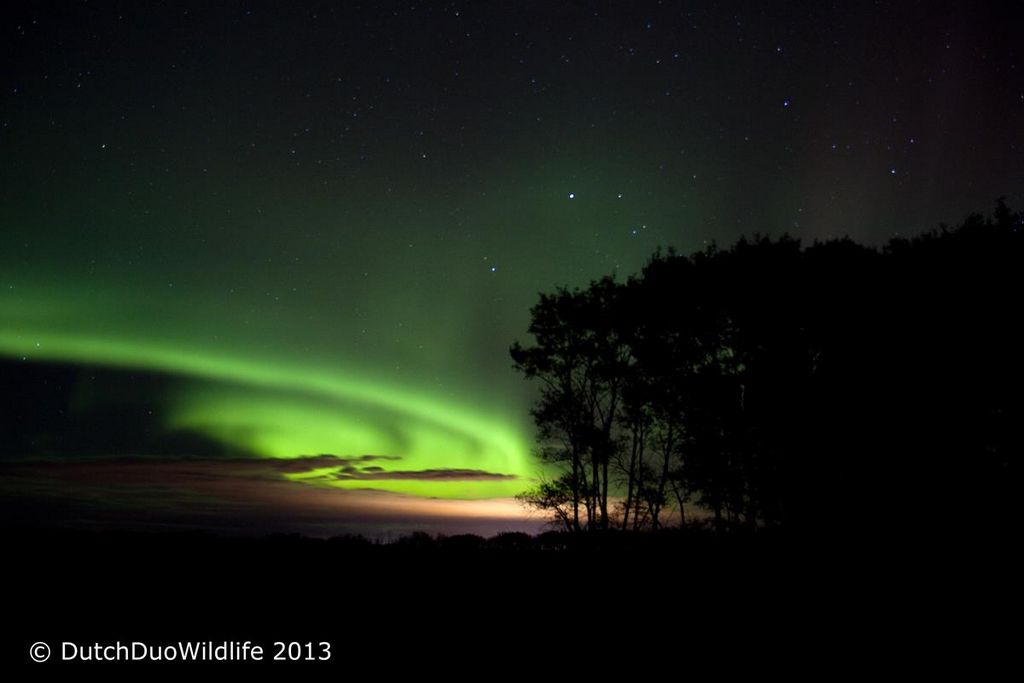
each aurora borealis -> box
[2,1,1022,536]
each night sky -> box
[2,1,1022,536]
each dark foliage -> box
[512,201,1022,542]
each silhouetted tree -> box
[515,472,576,532]
[510,277,631,531]
[513,200,1022,540]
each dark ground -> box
[0,526,1014,675]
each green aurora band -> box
[0,290,534,500]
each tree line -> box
[511,200,1021,539]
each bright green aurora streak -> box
[0,292,533,500]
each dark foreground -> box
[0,526,1014,675]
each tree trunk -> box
[652,424,674,530]
[622,423,640,530]
[571,446,580,533]
[601,453,609,530]
[671,479,687,526]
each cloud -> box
[0,453,402,480]
[333,468,518,481]
[0,453,540,537]
[270,454,401,474]
[0,454,544,540]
